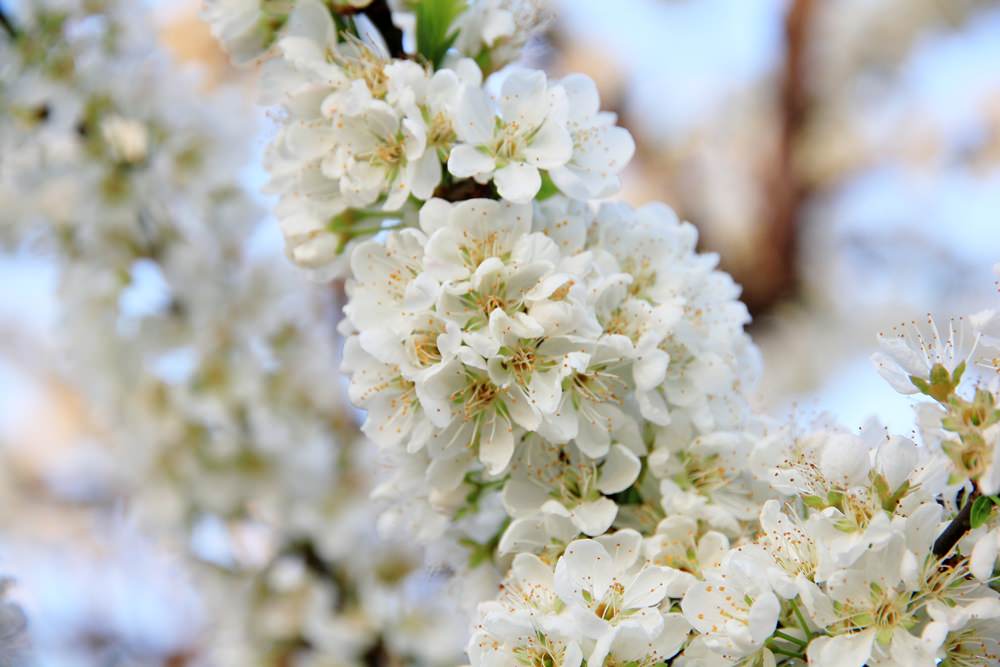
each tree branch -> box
[747,0,816,316]
[933,489,979,558]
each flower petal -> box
[494,162,541,203]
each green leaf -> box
[415,0,467,68]
[971,495,994,529]
[536,171,560,200]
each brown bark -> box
[747,0,816,316]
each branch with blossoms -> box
[199,1,1000,665]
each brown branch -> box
[747,0,816,316]
[933,489,980,558]
[433,176,499,202]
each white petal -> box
[560,74,600,120]
[447,144,495,178]
[478,416,515,474]
[681,582,722,634]
[806,629,876,667]
[454,84,495,144]
[505,387,541,431]
[498,69,548,129]
[418,197,453,235]
[586,627,618,667]
[494,162,541,203]
[528,369,562,415]
[622,566,671,609]
[571,498,617,537]
[748,592,780,645]
[597,444,641,495]
[563,641,584,667]
[819,433,871,486]
[971,530,999,581]
[538,396,578,444]
[410,150,442,200]
[426,450,472,491]
[502,478,549,517]
[637,389,671,426]
[482,9,516,46]
[555,538,614,603]
[595,528,642,572]
[871,351,922,394]
[634,348,670,391]
[510,553,554,589]
[575,406,612,459]
[523,120,573,168]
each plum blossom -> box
[501,438,643,538]
[549,74,635,200]
[681,547,783,660]
[448,68,573,202]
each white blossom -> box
[448,69,572,203]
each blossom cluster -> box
[204,2,1000,666]
[467,322,1000,667]
[343,195,758,550]
[252,0,632,278]
[240,0,759,594]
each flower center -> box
[549,279,574,301]
[510,635,566,667]
[337,39,389,98]
[945,627,1000,667]
[453,375,500,421]
[569,365,625,405]
[675,452,730,495]
[427,111,456,149]
[621,257,657,299]
[458,231,507,271]
[593,581,626,621]
[492,120,523,161]
[407,328,442,368]
[369,132,406,168]
[601,305,644,341]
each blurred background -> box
[1,0,999,664]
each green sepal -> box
[415,0,467,68]
[802,495,826,510]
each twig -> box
[932,489,979,558]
